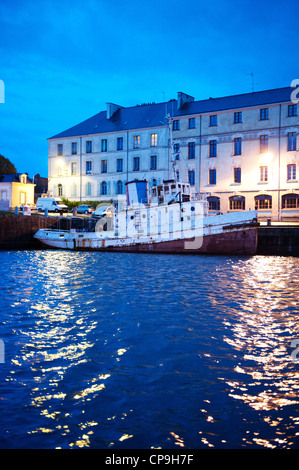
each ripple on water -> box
[0,251,298,449]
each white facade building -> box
[48,87,299,221]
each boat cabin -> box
[150,180,191,205]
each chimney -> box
[107,103,123,119]
[177,92,194,109]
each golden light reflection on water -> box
[4,251,299,449]
[220,256,299,448]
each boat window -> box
[182,185,185,192]
[164,185,169,194]
[152,188,157,196]
[171,184,176,194]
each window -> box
[234,137,242,156]
[57,144,63,156]
[57,184,63,197]
[207,196,220,211]
[260,166,268,182]
[86,161,92,174]
[101,181,107,195]
[86,140,92,153]
[209,169,216,185]
[117,158,123,172]
[101,160,107,173]
[86,182,92,197]
[234,167,241,183]
[117,180,123,195]
[150,155,157,170]
[282,194,299,209]
[188,142,196,159]
[255,195,272,210]
[133,156,140,171]
[173,120,180,130]
[150,133,157,147]
[133,135,140,149]
[210,115,217,126]
[72,142,77,155]
[288,104,297,117]
[287,164,296,181]
[101,139,107,152]
[189,118,195,129]
[260,108,269,120]
[287,132,297,151]
[117,137,123,151]
[71,162,77,175]
[71,183,77,198]
[188,170,195,186]
[174,143,180,160]
[260,135,269,153]
[209,140,217,158]
[234,112,242,123]
[229,196,245,210]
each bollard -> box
[15,206,19,214]
[45,207,48,216]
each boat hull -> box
[35,224,258,256]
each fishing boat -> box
[34,179,258,255]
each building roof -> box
[0,174,33,183]
[49,86,294,140]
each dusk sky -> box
[0,0,298,177]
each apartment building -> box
[48,86,299,221]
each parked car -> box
[36,197,68,213]
[76,205,95,214]
[19,203,36,211]
[91,205,115,218]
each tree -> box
[0,154,17,174]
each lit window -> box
[207,196,220,211]
[282,194,299,209]
[133,135,140,149]
[229,195,245,210]
[150,133,157,147]
[255,195,272,210]
[71,162,77,175]
[260,166,268,182]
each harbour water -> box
[0,250,298,449]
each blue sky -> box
[0,0,298,177]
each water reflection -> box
[1,251,298,449]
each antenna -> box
[247,73,257,92]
